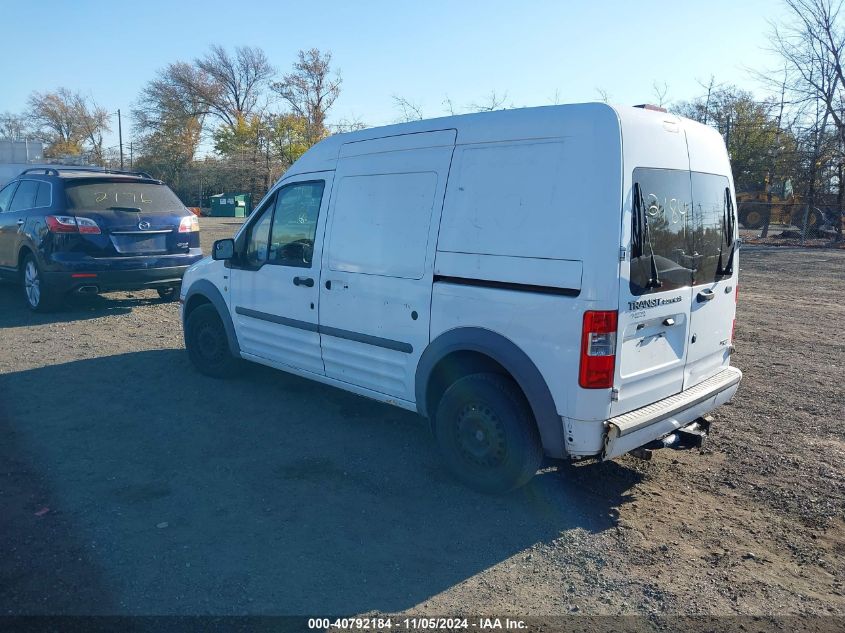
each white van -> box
[180,103,741,493]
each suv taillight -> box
[579,310,618,389]
[45,215,101,235]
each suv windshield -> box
[630,168,732,295]
[65,180,184,213]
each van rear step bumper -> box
[602,366,742,461]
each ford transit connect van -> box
[180,103,741,493]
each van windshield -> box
[630,168,732,295]
[65,180,184,213]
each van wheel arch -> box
[182,280,240,357]
[416,328,566,459]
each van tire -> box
[185,304,240,378]
[433,373,543,494]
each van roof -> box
[286,102,718,178]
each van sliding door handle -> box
[697,289,716,302]
[293,276,314,287]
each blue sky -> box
[1,0,790,150]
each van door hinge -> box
[611,388,620,401]
[619,247,627,261]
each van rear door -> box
[611,168,695,415]
[684,173,737,388]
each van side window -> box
[0,182,16,213]
[244,195,276,267]
[328,172,437,279]
[630,168,694,295]
[9,180,39,213]
[268,181,324,268]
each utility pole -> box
[117,109,124,170]
[129,141,133,169]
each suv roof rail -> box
[20,167,60,176]
[108,169,156,180]
[19,165,159,181]
[54,166,157,179]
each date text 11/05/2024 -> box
[308,617,529,630]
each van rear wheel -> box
[433,373,543,494]
[185,304,240,378]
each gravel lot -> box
[0,218,842,616]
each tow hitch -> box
[629,416,712,461]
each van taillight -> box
[579,310,618,389]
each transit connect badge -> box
[628,295,683,311]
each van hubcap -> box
[196,323,223,361]
[24,262,40,307]
[455,403,506,467]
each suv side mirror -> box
[212,238,235,261]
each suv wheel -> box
[22,254,58,312]
[157,286,179,302]
[433,373,543,494]
[185,303,240,378]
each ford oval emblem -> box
[138,221,151,230]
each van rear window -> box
[65,180,184,213]
[630,168,733,295]
[690,172,734,284]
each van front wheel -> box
[434,373,543,494]
[185,304,240,378]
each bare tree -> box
[195,45,275,126]
[332,115,368,133]
[468,90,509,112]
[272,49,341,144]
[652,81,670,107]
[769,0,845,238]
[0,112,28,140]
[27,88,110,160]
[697,75,719,124]
[392,95,425,122]
[133,62,210,163]
[73,95,110,165]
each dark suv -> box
[0,167,202,311]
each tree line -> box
[1,0,843,238]
[1,47,349,207]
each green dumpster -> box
[209,192,252,218]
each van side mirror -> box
[212,238,235,261]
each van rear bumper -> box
[602,366,742,460]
